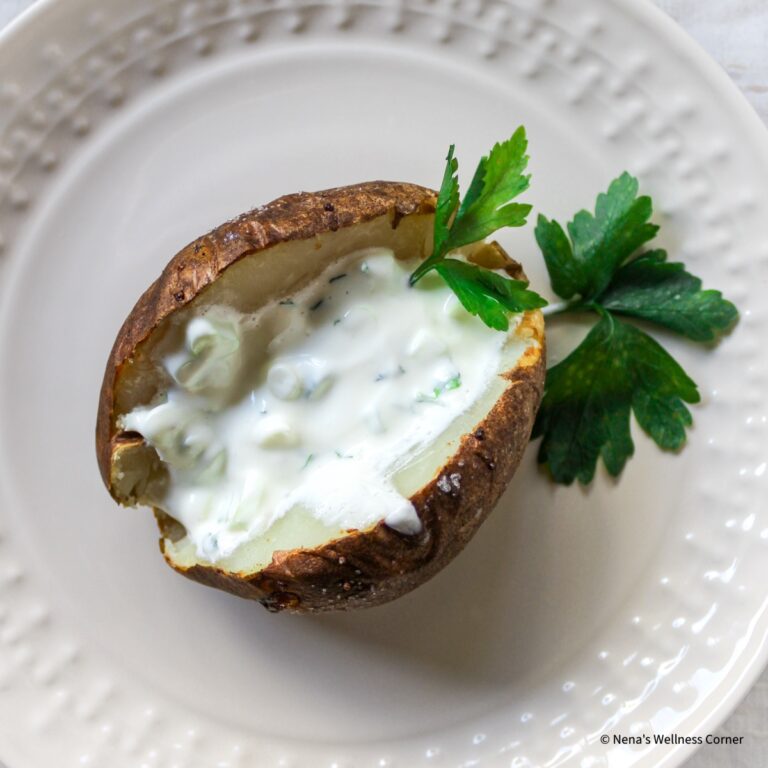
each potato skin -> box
[97,181,545,613]
[96,182,436,490]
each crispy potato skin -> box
[97,181,545,613]
[96,182,436,489]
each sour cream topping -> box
[121,249,511,562]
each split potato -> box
[96,182,545,612]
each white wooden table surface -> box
[0,1,765,767]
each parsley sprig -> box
[410,128,548,331]
[415,136,737,485]
[533,173,738,484]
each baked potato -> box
[96,181,545,613]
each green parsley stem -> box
[409,256,442,286]
[541,299,585,317]
[541,300,571,317]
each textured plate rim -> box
[599,5,768,765]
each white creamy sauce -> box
[121,249,510,563]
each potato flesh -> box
[115,211,537,575]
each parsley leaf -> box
[535,172,738,484]
[433,144,459,263]
[410,128,546,330]
[435,259,547,331]
[445,128,532,252]
[532,313,700,485]
[535,172,659,301]
[597,250,739,342]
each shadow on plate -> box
[219,459,612,688]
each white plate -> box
[0,0,766,766]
